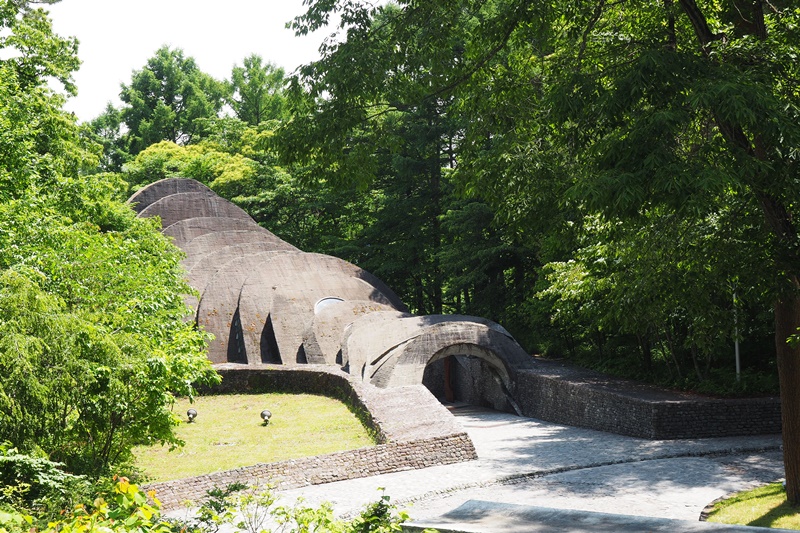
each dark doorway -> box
[422,354,517,414]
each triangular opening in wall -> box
[296,345,308,364]
[260,315,282,364]
[226,307,247,364]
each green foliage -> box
[0,4,219,477]
[84,104,130,173]
[191,482,247,533]
[347,492,407,533]
[188,484,409,533]
[0,509,32,533]
[226,55,288,125]
[7,479,410,533]
[120,46,225,155]
[0,444,91,522]
[0,5,95,200]
[538,206,775,383]
[40,478,173,533]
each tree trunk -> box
[637,333,653,373]
[776,275,800,504]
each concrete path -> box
[276,405,784,526]
[405,500,796,532]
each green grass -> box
[706,483,800,529]
[133,393,376,482]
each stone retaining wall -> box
[145,360,781,509]
[513,360,781,439]
[146,365,477,509]
[146,433,475,510]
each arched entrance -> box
[421,344,521,414]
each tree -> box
[226,54,288,125]
[120,119,374,255]
[84,103,129,172]
[278,5,540,318]
[287,0,800,501]
[0,2,219,476]
[120,46,224,155]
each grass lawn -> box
[705,482,800,529]
[134,393,375,482]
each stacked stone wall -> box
[146,433,474,510]
[513,363,781,439]
[147,365,477,509]
[651,397,781,439]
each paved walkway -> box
[276,405,783,525]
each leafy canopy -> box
[0,1,219,477]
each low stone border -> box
[147,433,475,510]
[146,365,477,510]
[513,359,781,439]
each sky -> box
[46,0,334,122]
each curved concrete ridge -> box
[303,300,398,366]
[341,310,413,376]
[181,230,297,270]
[184,246,299,311]
[183,236,296,275]
[374,320,532,389]
[264,252,407,313]
[163,216,277,248]
[138,192,253,229]
[189,248,300,299]
[235,253,404,367]
[341,313,529,388]
[270,273,399,364]
[127,177,213,213]
[195,251,301,364]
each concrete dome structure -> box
[132,178,532,409]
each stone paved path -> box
[276,405,784,524]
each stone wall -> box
[513,360,781,439]
[146,433,475,510]
[147,365,477,509]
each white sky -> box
[46,0,334,122]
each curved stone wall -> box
[144,365,477,510]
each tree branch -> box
[677,0,720,51]
[578,0,607,64]
[423,0,527,101]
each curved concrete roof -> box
[195,251,299,364]
[163,217,278,248]
[303,300,397,366]
[186,246,299,307]
[139,192,253,229]
[127,177,213,213]
[340,310,412,375]
[236,253,402,365]
[181,230,297,270]
[132,177,533,399]
[270,273,399,364]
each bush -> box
[0,444,91,527]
